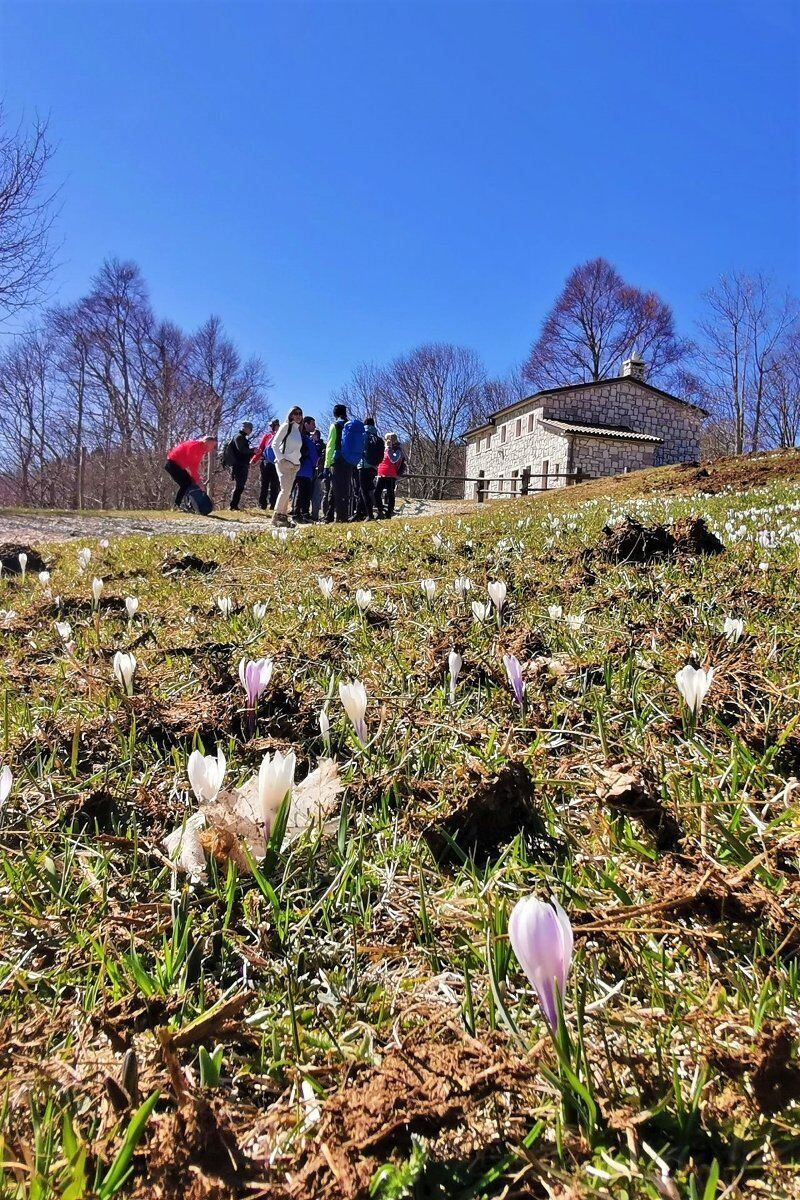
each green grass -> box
[1,461,800,1199]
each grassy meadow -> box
[1,452,800,1199]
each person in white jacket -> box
[271,406,305,527]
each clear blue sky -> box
[1,0,798,406]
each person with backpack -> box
[252,419,280,511]
[271,405,304,527]
[354,416,384,521]
[375,433,406,519]
[222,422,254,510]
[310,428,326,521]
[164,434,218,511]
[324,403,365,523]
[293,416,320,523]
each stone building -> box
[463,355,706,498]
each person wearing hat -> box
[224,421,254,510]
[252,418,281,511]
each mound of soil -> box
[711,1020,800,1114]
[0,542,48,574]
[422,761,548,865]
[162,553,218,575]
[597,516,724,564]
[593,762,683,851]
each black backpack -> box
[221,438,237,468]
[364,429,385,468]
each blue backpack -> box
[340,418,366,466]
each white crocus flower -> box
[488,580,507,612]
[217,596,233,617]
[187,747,226,803]
[38,570,50,587]
[77,547,91,572]
[55,620,72,642]
[0,765,11,809]
[99,539,110,549]
[421,578,436,601]
[454,576,473,595]
[319,708,331,749]
[18,553,27,580]
[318,576,334,600]
[448,650,462,704]
[675,664,715,714]
[471,600,491,623]
[112,651,137,695]
[252,601,268,619]
[91,577,104,604]
[548,605,563,620]
[125,597,139,619]
[355,588,372,613]
[723,617,744,644]
[565,613,585,632]
[339,679,368,743]
[258,749,296,833]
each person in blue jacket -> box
[293,416,320,523]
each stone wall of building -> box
[463,377,703,498]
[570,435,657,478]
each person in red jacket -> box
[164,435,217,507]
[252,418,280,511]
[374,433,405,519]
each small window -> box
[501,425,507,444]
[515,418,522,438]
[527,413,535,433]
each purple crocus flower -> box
[508,895,573,1029]
[239,656,274,732]
[503,654,526,708]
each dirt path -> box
[0,499,480,544]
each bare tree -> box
[524,257,689,390]
[763,324,800,449]
[0,108,58,320]
[0,327,55,503]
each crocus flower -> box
[238,657,273,731]
[432,533,443,550]
[92,577,104,604]
[723,617,744,644]
[125,596,139,619]
[339,679,368,743]
[99,538,110,549]
[252,602,268,619]
[0,765,11,810]
[38,571,50,587]
[112,650,137,695]
[18,553,27,580]
[548,605,563,620]
[471,600,490,623]
[675,664,714,714]
[187,746,226,803]
[565,613,585,632]
[421,578,436,601]
[503,654,525,707]
[488,580,507,612]
[217,596,233,617]
[77,547,91,572]
[454,576,473,596]
[508,895,574,1030]
[318,576,334,600]
[448,650,462,704]
[258,749,296,834]
[55,620,72,642]
[319,707,331,750]
[355,589,372,613]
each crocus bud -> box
[92,577,104,604]
[448,650,462,704]
[471,601,490,624]
[503,654,525,707]
[187,747,226,803]
[421,578,436,601]
[216,596,233,617]
[18,553,27,580]
[252,602,268,619]
[548,605,563,620]
[318,576,334,600]
[38,571,50,587]
[675,664,714,714]
[339,679,368,743]
[723,617,744,644]
[355,589,372,613]
[55,620,72,642]
[454,576,472,595]
[488,581,507,612]
[112,650,137,695]
[125,597,139,619]
[0,765,12,809]
[238,656,274,709]
[258,749,296,834]
[509,895,574,1030]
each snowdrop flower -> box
[38,570,50,587]
[472,600,491,624]
[112,650,137,695]
[675,664,714,714]
[125,596,139,619]
[216,596,233,617]
[448,649,462,704]
[0,765,11,810]
[91,577,104,604]
[355,588,372,613]
[565,613,585,632]
[252,601,268,619]
[488,580,507,612]
[55,620,72,642]
[187,747,226,804]
[509,895,574,1030]
[503,654,525,707]
[548,605,563,621]
[238,656,273,712]
[723,617,744,644]
[318,576,334,600]
[339,679,368,743]
[454,575,473,596]
[420,578,436,601]
[18,553,27,580]
[258,749,296,834]
[77,547,91,572]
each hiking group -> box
[163,404,406,526]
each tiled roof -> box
[540,419,663,444]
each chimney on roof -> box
[622,349,646,381]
